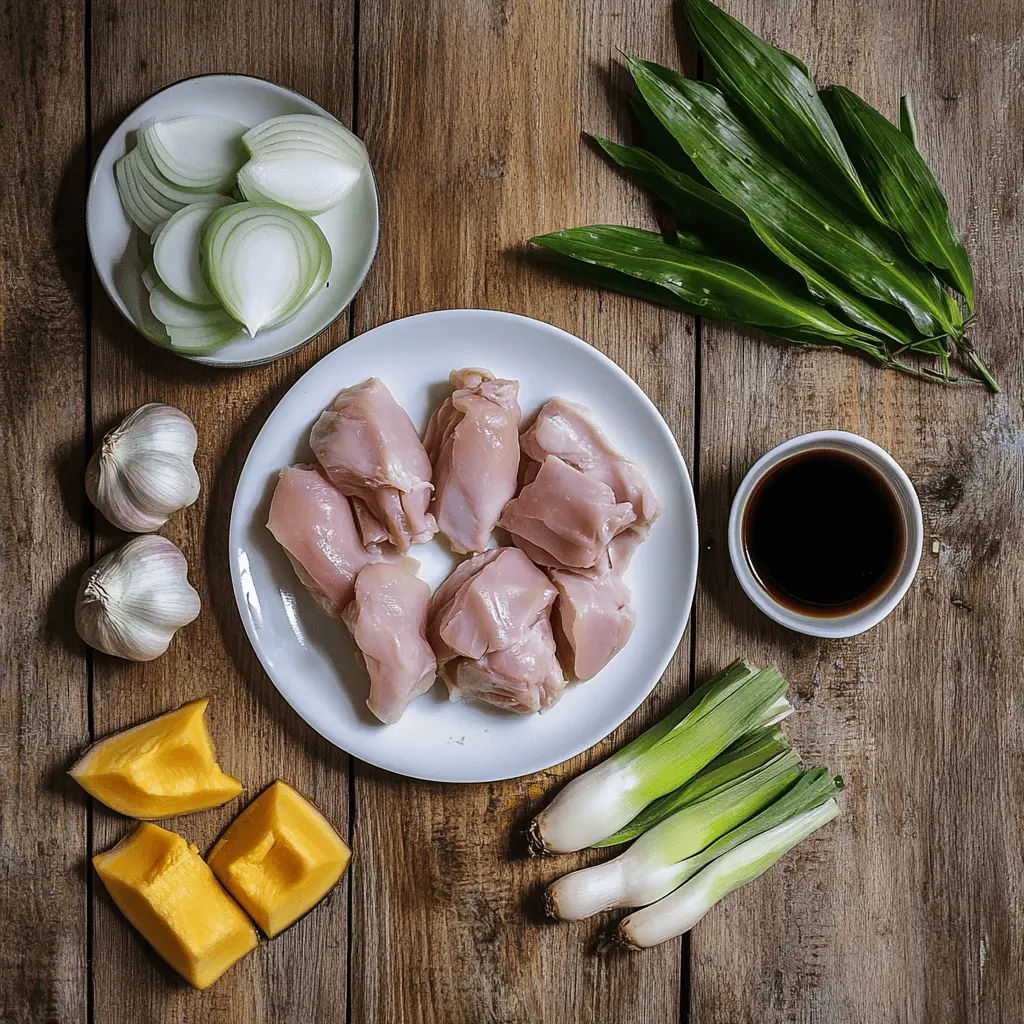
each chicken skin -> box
[424,368,521,555]
[343,560,437,724]
[310,377,437,552]
[267,464,393,617]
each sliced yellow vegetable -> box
[208,780,351,937]
[93,822,258,989]
[69,698,242,818]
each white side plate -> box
[229,309,698,781]
[87,74,379,367]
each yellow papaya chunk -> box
[208,780,351,937]
[70,698,242,818]
[93,822,258,989]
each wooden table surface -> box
[3,0,1022,1020]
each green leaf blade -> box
[898,94,920,149]
[627,87,699,177]
[594,726,794,847]
[822,85,975,311]
[682,0,881,223]
[676,767,845,885]
[625,56,959,343]
[529,224,888,357]
[593,138,759,249]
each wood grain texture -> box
[7,0,1022,1020]
[689,1,1024,1022]
[349,2,695,1022]
[87,1,357,1019]
[0,0,90,1021]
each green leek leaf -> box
[529,661,793,852]
[594,727,795,847]
[677,766,844,884]
[821,85,974,311]
[610,659,755,763]
[676,724,792,806]
[621,805,840,947]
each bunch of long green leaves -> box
[530,0,997,389]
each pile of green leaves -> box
[530,0,997,390]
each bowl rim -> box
[727,429,924,639]
[85,72,380,369]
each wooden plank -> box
[690,1,1024,1021]
[0,0,90,1021]
[88,1,356,1018]
[350,2,695,1022]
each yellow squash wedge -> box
[208,780,351,937]
[93,822,258,989]
[70,698,242,818]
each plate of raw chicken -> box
[230,309,697,782]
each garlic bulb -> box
[75,535,201,661]
[86,403,200,532]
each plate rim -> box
[228,308,699,782]
[85,71,380,369]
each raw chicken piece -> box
[350,496,390,547]
[342,561,437,724]
[521,398,660,573]
[447,615,565,714]
[428,547,557,666]
[428,547,564,713]
[310,378,437,552]
[424,367,521,554]
[549,570,635,681]
[497,455,636,571]
[267,464,392,617]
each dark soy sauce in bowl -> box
[741,449,906,617]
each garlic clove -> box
[86,403,201,533]
[76,535,201,661]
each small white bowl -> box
[727,430,923,639]
[86,74,380,368]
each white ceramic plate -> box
[229,310,698,782]
[86,74,379,367]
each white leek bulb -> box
[75,535,200,661]
[86,403,200,532]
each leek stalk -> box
[619,796,839,948]
[594,723,792,847]
[545,749,802,920]
[529,661,791,853]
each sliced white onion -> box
[145,283,239,355]
[138,115,247,190]
[115,154,167,234]
[152,201,231,306]
[236,148,365,215]
[117,140,233,237]
[165,322,242,354]
[245,134,352,160]
[201,202,331,336]
[131,146,230,209]
[147,282,234,329]
[243,114,367,162]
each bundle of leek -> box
[530,660,842,949]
